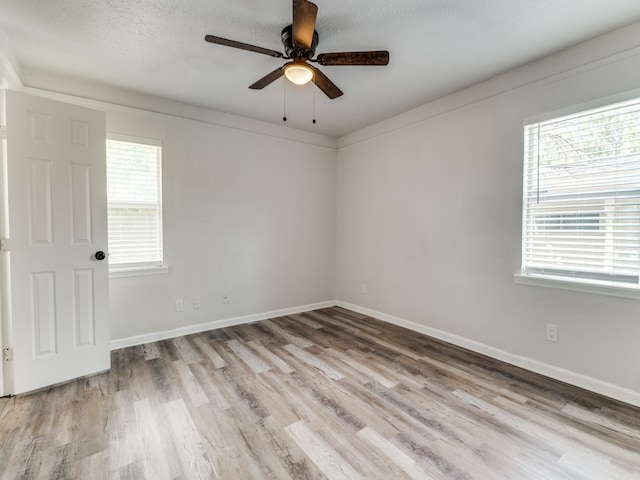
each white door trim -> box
[0,88,9,396]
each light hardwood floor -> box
[1,307,640,479]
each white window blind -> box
[522,98,640,286]
[106,137,163,269]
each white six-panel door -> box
[6,91,109,394]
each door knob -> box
[95,251,106,261]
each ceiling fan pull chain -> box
[312,88,316,124]
[283,81,287,122]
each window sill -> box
[109,264,169,279]
[514,273,640,301]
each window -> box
[521,97,640,288]
[106,136,163,271]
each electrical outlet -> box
[193,297,201,310]
[223,294,230,304]
[361,283,367,294]
[546,323,558,342]
[175,298,184,312]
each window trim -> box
[110,264,169,279]
[518,90,640,298]
[106,133,167,277]
[513,273,640,301]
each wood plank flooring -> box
[1,306,640,479]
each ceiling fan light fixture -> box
[283,62,314,85]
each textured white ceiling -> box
[1,0,640,137]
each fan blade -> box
[317,51,389,66]
[311,66,343,99]
[292,0,318,49]
[249,67,284,90]
[205,35,283,58]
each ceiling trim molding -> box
[20,76,337,150]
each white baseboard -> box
[109,300,336,350]
[110,298,640,408]
[336,301,640,408]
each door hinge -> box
[0,126,6,140]
[0,238,8,252]
[3,347,13,362]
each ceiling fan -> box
[204,0,389,99]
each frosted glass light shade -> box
[284,63,314,85]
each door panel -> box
[72,268,95,348]
[28,158,54,245]
[31,271,57,357]
[6,90,109,394]
[70,163,93,244]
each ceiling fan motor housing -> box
[281,25,318,59]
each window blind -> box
[522,98,640,285]
[106,138,163,268]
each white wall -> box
[101,105,337,342]
[336,21,640,402]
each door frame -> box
[0,88,9,396]
[1,49,25,396]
